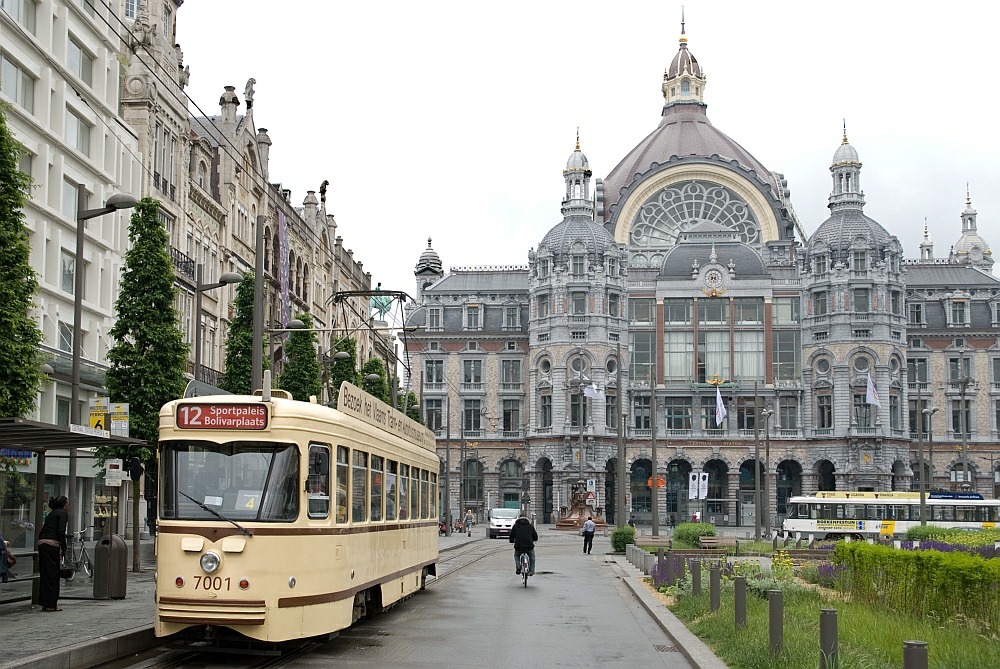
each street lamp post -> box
[916,382,926,524]
[70,186,137,530]
[252,216,266,392]
[753,381,761,541]
[760,406,774,537]
[651,358,659,539]
[193,264,242,383]
[957,347,972,490]
[616,343,626,528]
[922,406,939,515]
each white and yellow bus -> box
[155,382,439,642]
[781,491,1000,540]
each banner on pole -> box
[699,472,709,500]
[689,472,699,500]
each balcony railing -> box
[461,382,484,392]
[501,430,521,438]
[423,382,445,391]
[665,429,691,438]
[777,429,800,438]
[499,382,523,392]
[853,426,877,435]
[571,315,587,323]
[703,429,726,438]
[633,428,651,438]
[814,427,834,436]
[853,312,871,321]
[169,246,195,280]
[739,429,756,439]
[535,427,552,434]
[463,430,483,438]
[908,382,929,391]
[194,365,222,387]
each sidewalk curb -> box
[439,536,484,553]
[0,625,156,669]
[609,557,729,669]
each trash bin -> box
[93,535,128,599]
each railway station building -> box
[405,25,1000,527]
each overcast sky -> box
[179,1,1000,300]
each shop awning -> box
[0,417,143,453]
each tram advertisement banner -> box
[816,519,866,531]
[337,382,436,451]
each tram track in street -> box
[427,539,507,585]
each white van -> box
[488,508,520,539]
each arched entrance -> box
[704,459,728,516]
[605,459,617,525]
[815,460,836,491]
[538,458,553,524]
[630,459,653,517]
[738,459,762,527]
[775,460,802,515]
[498,459,525,509]
[666,459,692,526]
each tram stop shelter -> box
[0,417,144,605]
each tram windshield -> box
[160,440,300,522]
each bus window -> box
[371,456,384,522]
[307,444,331,519]
[410,467,419,520]
[420,470,429,519]
[386,461,397,521]
[336,447,349,523]
[430,473,437,519]
[398,464,409,520]
[352,451,368,523]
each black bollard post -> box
[903,641,928,669]
[795,537,802,549]
[692,560,702,596]
[710,566,721,612]
[734,576,746,629]
[783,535,790,548]
[769,590,783,652]
[772,535,778,551]
[819,609,838,669]
[666,549,675,586]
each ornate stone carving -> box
[630,180,761,248]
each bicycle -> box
[518,551,530,587]
[63,527,94,580]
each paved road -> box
[285,530,691,668]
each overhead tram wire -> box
[90,0,329,248]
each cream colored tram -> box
[154,382,439,641]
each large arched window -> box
[197,161,207,189]
[681,79,690,96]
[463,460,484,503]
[630,459,652,513]
[499,460,523,480]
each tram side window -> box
[307,444,331,519]
[844,505,861,520]
[398,464,409,520]
[956,505,975,522]
[336,447,349,523]
[420,470,429,519]
[934,505,955,521]
[887,505,908,521]
[371,456,384,522]
[410,466,419,520]
[352,450,368,523]
[867,505,885,521]
[430,473,437,519]
[386,461,398,521]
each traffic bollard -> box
[819,608,838,669]
[734,576,746,629]
[772,535,778,551]
[710,566,721,612]
[692,560,701,596]
[769,590,783,652]
[903,641,928,669]
[666,550,675,586]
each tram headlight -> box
[199,551,222,574]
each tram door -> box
[739,491,756,527]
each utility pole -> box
[616,343,625,528]
[958,347,971,490]
[651,358,659,538]
[444,399,451,535]
[252,215,266,392]
[753,381,761,541]
[762,406,774,537]
[916,382,926,525]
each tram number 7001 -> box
[193,576,231,591]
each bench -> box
[634,535,672,549]
[699,536,738,550]
[670,549,727,560]
[783,549,836,565]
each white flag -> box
[715,385,727,426]
[866,372,880,407]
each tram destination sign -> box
[176,403,268,430]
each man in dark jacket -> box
[508,514,538,575]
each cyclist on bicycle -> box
[508,512,537,576]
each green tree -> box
[103,196,187,571]
[397,391,421,423]
[219,271,267,394]
[360,357,389,403]
[0,100,44,419]
[327,337,359,407]
[278,312,322,401]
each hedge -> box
[672,522,718,547]
[610,525,635,552]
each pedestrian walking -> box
[669,512,676,529]
[582,516,596,554]
[1,528,11,584]
[37,495,69,612]
[464,509,474,537]
[627,514,636,528]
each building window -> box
[633,396,650,430]
[737,397,758,430]
[571,331,586,340]
[607,292,619,317]
[889,394,901,430]
[772,330,801,381]
[853,288,870,313]
[62,179,81,221]
[772,297,800,325]
[908,303,923,325]
[814,255,827,276]
[664,299,691,324]
[197,161,207,188]
[697,331,730,383]
[463,399,481,432]
[1,52,34,113]
[951,301,967,325]
[65,109,91,156]
[504,306,519,328]
[465,305,479,329]
[606,394,617,428]
[502,400,520,432]
[537,294,550,318]
[606,257,619,277]
[664,331,694,381]
[852,251,867,272]
[539,394,552,428]
[629,298,655,324]
[909,398,929,435]
[891,291,902,315]
[423,399,442,431]
[733,331,764,382]
[537,258,549,278]
[814,291,828,316]
[681,79,690,95]
[58,321,73,353]
[427,307,441,329]
[501,359,521,384]
[700,396,717,430]
[571,255,585,276]
[572,291,587,315]
[779,397,798,429]
[947,357,971,383]
[424,360,443,384]
[698,299,729,325]
[2,0,36,33]
[629,331,655,383]
[734,298,764,325]
[951,399,971,436]
[123,0,136,18]
[462,359,482,384]
[67,38,93,86]
[663,398,692,430]
[853,392,873,427]
[816,394,833,429]
[908,358,928,383]
[61,251,76,294]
